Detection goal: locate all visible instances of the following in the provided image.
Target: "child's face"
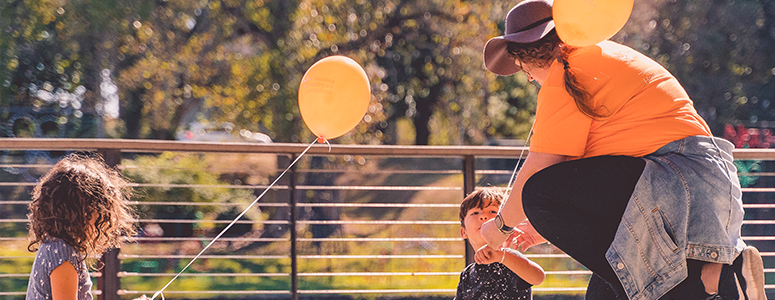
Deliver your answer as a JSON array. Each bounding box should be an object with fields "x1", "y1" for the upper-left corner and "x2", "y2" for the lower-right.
[{"x1": 460, "y1": 203, "x2": 500, "y2": 249}]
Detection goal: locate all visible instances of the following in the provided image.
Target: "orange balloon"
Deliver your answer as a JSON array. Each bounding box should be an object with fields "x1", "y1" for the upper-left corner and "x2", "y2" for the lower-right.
[
  {"x1": 553, "y1": 0, "x2": 634, "y2": 47},
  {"x1": 298, "y1": 56, "x2": 370, "y2": 140}
]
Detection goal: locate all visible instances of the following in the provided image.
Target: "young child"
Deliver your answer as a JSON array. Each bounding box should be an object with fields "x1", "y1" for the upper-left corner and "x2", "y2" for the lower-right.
[
  {"x1": 455, "y1": 188, "x2": 545, "y2": 300},
  {"x1": 26, "y1": 154, "x2": 137, "y2": 300}
]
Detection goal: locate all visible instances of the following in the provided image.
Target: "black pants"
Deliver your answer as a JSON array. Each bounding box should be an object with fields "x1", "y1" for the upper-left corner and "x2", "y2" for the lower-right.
[{"x1": 522, "y1": 156, "x2": 736, "y2": 299}]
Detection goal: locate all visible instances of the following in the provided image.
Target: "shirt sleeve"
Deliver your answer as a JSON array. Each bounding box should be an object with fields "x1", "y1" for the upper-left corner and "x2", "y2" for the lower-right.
[
  {"x1": 40, "y1": 240, "x2": 83, "y2": 276},
  {"x1": 530, "y1": 85, "x2": 592, "y2": 157}
]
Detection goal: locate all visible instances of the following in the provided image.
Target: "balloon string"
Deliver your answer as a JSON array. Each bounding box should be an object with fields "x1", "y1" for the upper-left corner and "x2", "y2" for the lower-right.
[
  {"x1": 503, "y1": 120, "x2": 535, "y2": 201},
  {"x1": 151, "y1": 139, "x2": 318, "y2": 300},
  {"x1": 318, "y1": 136, "x2": 332, "y2": 152}
]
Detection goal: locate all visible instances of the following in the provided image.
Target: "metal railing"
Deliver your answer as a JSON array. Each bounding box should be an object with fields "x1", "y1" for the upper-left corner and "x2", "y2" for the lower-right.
[{"x1": 0, "y1": 138, "x2": 773, "y2": 300}]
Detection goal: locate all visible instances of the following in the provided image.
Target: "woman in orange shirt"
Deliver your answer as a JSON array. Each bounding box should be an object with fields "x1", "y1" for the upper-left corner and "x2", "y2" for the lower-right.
[{"x1": 475, "y1": 1, "x2": 766, "y2": 299}]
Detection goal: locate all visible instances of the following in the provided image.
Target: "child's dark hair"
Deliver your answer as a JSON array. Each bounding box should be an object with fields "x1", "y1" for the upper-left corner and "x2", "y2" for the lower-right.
[
  {"x1": 459, "y1": 188, "x2": 504, "y2": 227},
  {"x1": 27, "y1": 154, "x2": 137, "y2": 261},
  {"x1": 506, "y1": 30, "x2": 605, "y2": 119}
]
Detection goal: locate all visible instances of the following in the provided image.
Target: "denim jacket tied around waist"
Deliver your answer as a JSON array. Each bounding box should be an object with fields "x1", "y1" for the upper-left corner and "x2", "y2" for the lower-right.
[{"x1": 605, "y1": 135, "x2": 746, "y2": 300}]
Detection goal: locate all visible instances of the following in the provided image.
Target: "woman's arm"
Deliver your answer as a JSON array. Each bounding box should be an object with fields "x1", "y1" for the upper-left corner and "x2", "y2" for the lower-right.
[
  {"x1": 481, "y1": 151, "x2": 569, "y2": 248},
  {"x1": 50, "y1": 261, "x2": 78, "y2": 300}
]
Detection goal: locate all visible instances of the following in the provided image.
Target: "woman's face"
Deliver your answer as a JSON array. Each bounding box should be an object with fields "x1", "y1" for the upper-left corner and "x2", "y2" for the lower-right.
[{"x1": 516, "y1": 58, "x2": 551, "y2": 85}]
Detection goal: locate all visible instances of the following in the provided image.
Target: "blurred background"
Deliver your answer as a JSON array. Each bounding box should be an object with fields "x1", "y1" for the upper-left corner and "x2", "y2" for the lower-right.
[{"x1": 2, "y1": 0, "x2": 772, "y2": 146}]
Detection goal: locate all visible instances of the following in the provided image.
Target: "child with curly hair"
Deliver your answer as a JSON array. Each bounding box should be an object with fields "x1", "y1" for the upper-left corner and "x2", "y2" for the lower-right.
[{"x1": 26, "y1": 154, "x2": 137, "y2": 300}]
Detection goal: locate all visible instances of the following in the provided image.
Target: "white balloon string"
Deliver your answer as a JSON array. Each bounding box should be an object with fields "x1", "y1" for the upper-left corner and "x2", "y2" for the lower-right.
[
  {"x1": 318, "y1": 136, "x2": 332, "y2": 152},
  {"x1": 151, "y1": 139, "x2": 318, "y2": 300},
  {"x1": 503, "y1": 120, "x2": 535, "y2": 201}
]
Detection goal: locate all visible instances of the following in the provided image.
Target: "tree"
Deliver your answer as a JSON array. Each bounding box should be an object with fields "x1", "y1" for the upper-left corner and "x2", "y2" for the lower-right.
[{"x1": 643, "y1": 0, "x2": 775, "y2": 134}]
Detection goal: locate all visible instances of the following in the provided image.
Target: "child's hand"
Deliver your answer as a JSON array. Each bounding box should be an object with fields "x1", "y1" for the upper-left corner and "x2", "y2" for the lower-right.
[{"x1": 474, "y1": 245, "x2": 505, "y2": 265}]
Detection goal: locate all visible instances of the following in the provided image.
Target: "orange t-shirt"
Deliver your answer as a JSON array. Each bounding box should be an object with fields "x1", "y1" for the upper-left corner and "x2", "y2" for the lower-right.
[{"x1": 530, "y1": 41, "x2": 712, "y2": 158}]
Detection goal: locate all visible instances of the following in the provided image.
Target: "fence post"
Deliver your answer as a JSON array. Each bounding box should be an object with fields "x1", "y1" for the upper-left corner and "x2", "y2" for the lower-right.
[
  {"x1": 289, "y1": 153, "x2": 298, "y2": 300},
  {"x1": 97, "y1": 149, "x2": 121, "y2": 300},
  {"x1": 462, "y1": 155, "x2": 476, "y2": 266}
]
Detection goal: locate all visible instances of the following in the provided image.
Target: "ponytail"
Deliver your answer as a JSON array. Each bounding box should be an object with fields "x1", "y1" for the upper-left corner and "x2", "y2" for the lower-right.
[{"x1": 556, "y1": 45, "x2": 605, "y2": 119}]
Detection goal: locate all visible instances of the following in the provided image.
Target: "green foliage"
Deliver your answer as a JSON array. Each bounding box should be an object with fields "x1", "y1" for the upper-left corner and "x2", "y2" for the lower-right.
[
  {"x1": 1, "y1": 0, "x2": 537, "y2": 144},
  {"x1": 639, "y1": 0, "x2": 775, "y2": 134},
  {"x1": 122, "y1": 152, "x2": 260, "y2": 233}
]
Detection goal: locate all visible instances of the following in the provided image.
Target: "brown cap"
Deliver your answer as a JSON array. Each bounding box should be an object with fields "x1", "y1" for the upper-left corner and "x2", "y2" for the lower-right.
[{"x1": 483, "y1": 0, "x2": 555, "y2": 76}]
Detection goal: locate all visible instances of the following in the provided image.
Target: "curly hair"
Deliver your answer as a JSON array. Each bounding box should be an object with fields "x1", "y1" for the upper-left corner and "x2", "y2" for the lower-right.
[
  {"x1": 27, "y1": 154, "x2": 137, "y2": 263},
  {"x1": 506, "y1": 30, "x2": 606, "y2": 119},
  {"x1": 459, "y1": 188, "x2": 505, "y2": 227}
]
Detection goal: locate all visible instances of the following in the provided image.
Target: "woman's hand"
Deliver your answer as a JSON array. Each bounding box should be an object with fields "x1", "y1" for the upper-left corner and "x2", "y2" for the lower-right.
[
  {"x1": 480, "y1": 218, "x2": 510, "y2": 249},
  {"x1": 474, "y1": 245, "x2": 504, "y2": 265},
  {"x1": 511, "y1": 220, "x2": 547, "y2": 250}
]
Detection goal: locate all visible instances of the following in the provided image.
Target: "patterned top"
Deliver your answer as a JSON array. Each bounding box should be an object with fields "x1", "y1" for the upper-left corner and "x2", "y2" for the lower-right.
[
  {"x1": 454, "y1": 250, "x2": 533, "y2": 300},
  {"x1": 26, "y1": 239, "x2": 93, "y2": 300}
]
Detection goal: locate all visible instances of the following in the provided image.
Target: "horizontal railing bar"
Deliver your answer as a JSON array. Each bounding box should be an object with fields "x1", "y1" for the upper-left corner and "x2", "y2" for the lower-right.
[
  {"x1": 0, "y1": 182, "x2": 35, "y2": 187},
  {"x1": 741, "y1": 188, "x2": 775, "y2": 192},
  {"x1": 302, "y1": 169, "x2": 461, "y2": 175},
  {"x1": 298, "y1": 255, "x2": 463, "y2": 259},
  {"x1": 0, "y1": 219, "x2": 454, "y2": 226},
  {"x1": 0, "y1": 164, "x2": 54, "y2": 168},
  {"x1": 130, "y1": 183, "x2": 461, "y2": 191},
  {"x1": 0, "y1": 138, "x2": 529, "y2": 157},
  {"x1": 299, "y1": 203, "x2": 459, "y2": 208},
  {"x1": 0, "y1": 218, "x2": 749, "y2": 226},
  {"x1": 130, "y1": 237, "x2": 288, "y2": 242},
  {"x1": 118, "y1": 290, "x2": 290, "y2": 295},
  {"x1": 743, "y1": 220, "x2": 775, "y2": 225},
  {"x1": 116, "y1": 288, "x2": 607, "y2": 295},
  {"x1": 119, "y1": 166, "x2": 463, "y2": 175},
  {"x1": 299, "y1": 289, "x2": 457, "y2": 294},
  {"x1": 742, "y1": 236, "x2": 775, "y2": 241},
  {"x1": 4, "y1": 201, "x2": 774, "y2": 210},
  {"x1": 119, "y1": 254, "x2": 289, "y2": 259},
  {"x1": 0, "y1": 201, "x2": 30, "y2": 204},
  {"x1": 119, "y1": 272, "x2": 289, "y2": 277},
  {"x1": 3, "y1": 219, "x2": 771, "y2": 226},
  {"x1": 1, "y1": 201, "x2": 461, "y2": 208},
  {"x1": 298, "y1": 220, "x2": 458, "y2": 225},
  {"x1": 297, "y1": 238, "x2": 462, "y2": 242},
  {"x1": 743, "y1": 204, "x2": 775, "y2": 208},
  {"x1": 10, "y1": 164, "x2": 775, "y2": 177},
  {"x1": 129, "y1": 201, "x2": 289, "y2": 207},
  {"x1": 0, "y1": 254, "x2": 570, "y2": 260},
  {"x1": 545, "y1": 270, "x2": 592, "y2": 275},
  {"x1": 0, "y1": 274, "x2": 102, "y2": 278},
  {"x1": 7, "y1": 270, "x2": 603, "y2": 278},
  {"x1": 132, "y1": 219, "x2": 286, "y2": 224},
  {"x1": 0, "y1": 274, "x2": 30, "y2": 278},
  {"x1": 532, "y1": 287, "x2": 593, "y2": 292},
  {"x1": 4, "y1": 253, "x2": 770, "y2": 260},
  {"x1": 116, "y1": 254, "x2": 463, "y2": 260},
  {"x1": 298, "y1": 272, "x2": 459, "y2": 276}
]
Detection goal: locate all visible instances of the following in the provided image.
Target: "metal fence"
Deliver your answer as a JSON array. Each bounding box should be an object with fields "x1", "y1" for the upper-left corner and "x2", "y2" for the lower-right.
[{"x1": 0, "y1": 138, "x2": 773, "y2": 300}]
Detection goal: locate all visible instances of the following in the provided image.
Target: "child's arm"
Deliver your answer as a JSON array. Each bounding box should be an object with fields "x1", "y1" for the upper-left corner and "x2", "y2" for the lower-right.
[
  {"x1": 474, "y1": 246, "x2": 545, "y2": 285},
  {"x1": 50, "y1": 261, "x2": 78, "y2": 300},
  {"x1": 501, "y1": 248, "x2": 545, "y2": 286}
]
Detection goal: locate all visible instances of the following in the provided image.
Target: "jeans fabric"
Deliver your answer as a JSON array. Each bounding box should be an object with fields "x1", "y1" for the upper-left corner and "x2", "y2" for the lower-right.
[{"x1": 522, "y1": 136, "x2": 745, "y2": 300}]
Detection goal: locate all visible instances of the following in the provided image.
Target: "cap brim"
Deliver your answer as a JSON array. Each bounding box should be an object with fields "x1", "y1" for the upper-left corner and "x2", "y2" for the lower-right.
[{"x1": 483, "y1": 20, "x2": 555, "y2": 76}]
